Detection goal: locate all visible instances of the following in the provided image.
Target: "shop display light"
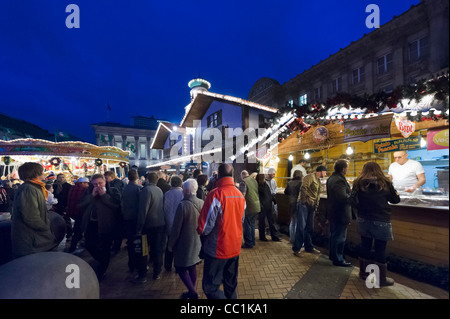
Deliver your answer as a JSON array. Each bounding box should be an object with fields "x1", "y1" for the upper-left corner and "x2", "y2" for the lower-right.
[
  {"x1": 304, "y1": 151, "x2": 310, "y2": 160},
  {"x1": 288, "y1": 154, "x2": 294, "y2": 161},
  {"x1": 420, "y1": 134, "x2": 427, "y2": 148},
  {"x1": 346, "y1": 144, "x2": 354, "y2": 155}
]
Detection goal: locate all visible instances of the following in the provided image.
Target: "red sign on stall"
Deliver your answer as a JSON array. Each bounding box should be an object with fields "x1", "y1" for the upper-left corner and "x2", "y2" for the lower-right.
[{"x1": 427, "y1": 128, "x2": 449, "y2": 150}]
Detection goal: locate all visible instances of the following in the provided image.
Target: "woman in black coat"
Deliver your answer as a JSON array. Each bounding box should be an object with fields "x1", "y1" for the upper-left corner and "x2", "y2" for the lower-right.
[{"x1": 351, "y1": 161, "x2": 400, "y2": 286}]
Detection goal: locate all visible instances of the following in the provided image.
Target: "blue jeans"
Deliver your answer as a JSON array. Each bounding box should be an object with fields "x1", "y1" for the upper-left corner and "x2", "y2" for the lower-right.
[
  {"x1": 289, "y1": 200, "x2": 298, "y2": 243},
  {"x1": 292, "y1": 203, "x2": 315, "y2": 252},
  {"x1": 329, "y1": 221, "x2": 348, "y2": 263},
  {"x1": 243, "y1": 212, "x2": 258, "y2": 247}
]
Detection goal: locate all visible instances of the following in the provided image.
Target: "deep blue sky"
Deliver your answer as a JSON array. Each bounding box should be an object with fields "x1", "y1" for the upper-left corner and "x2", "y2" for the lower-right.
[{"x1": 0, "y1": 0, "x2": 420, "y2": 143}]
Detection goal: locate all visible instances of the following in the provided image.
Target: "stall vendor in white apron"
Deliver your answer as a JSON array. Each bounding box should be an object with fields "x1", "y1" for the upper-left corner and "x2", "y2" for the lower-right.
[{"x1": 388, "y1": 151, "x2": 426, "y2": 193}]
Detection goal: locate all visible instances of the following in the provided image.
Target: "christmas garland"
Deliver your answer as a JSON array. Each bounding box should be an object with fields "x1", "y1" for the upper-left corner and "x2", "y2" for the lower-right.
[{"x1": 273, "y1": 75, "x2": 449, "y2": 139}]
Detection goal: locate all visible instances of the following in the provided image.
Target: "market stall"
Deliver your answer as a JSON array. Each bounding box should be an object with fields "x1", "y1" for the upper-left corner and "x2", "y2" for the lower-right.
[
  {"x1": 0, "y1": 139, "x2": 130, "y2": 183},
  {"x1": 270, "y1": 74, "x2": 449, "y2": 268}
]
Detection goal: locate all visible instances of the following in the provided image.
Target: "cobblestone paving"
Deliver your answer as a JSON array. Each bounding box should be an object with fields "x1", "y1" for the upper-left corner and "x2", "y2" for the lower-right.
[{"x1": 62, "y1": 231, "x2": 449, "y2": 299}]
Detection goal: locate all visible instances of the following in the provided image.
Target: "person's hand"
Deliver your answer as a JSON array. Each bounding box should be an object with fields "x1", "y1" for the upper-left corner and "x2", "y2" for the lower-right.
[
  {"x1": 92, "y1": 188, "x2": 98, "y2": 196},
  {"x1": 97, "y1": 186, "x2": 106, "y2": 196},
  {"x1": 405, "y1": 186, "x2": 416, "y2": 193}
]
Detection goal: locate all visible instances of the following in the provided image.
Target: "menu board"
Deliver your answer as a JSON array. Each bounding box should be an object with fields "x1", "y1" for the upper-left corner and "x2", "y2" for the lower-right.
[{"x1": 374, "y1": 136, "x2": 421, "y2": 153}]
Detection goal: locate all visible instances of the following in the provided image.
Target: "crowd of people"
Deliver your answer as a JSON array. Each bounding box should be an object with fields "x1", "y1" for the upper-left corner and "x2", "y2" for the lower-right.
[
  {"x1": 3, "y1": 163, "x2": 282, "y2": 299},
  {"x1": 1, "y1": 151, "x2": 417, "y2": 297}
]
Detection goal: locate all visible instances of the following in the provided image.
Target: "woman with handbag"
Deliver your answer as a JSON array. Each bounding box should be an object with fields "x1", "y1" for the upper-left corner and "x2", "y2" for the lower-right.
[{"x1": 351, "y1": 162, "x2": 400, "y2": 286}]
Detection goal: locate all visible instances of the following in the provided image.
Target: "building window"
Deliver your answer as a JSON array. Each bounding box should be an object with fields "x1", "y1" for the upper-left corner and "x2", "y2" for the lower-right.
[
  {"x1": 140, "y1": 143, "x2": 146, "y2": 159},
  {"x1": 287, "y1": 99, "x2": 294, "y2": 108},
  {"x1": 151, "y1": 149, "x2": 159, "y2": 160},
  {"x1": 207, "y1": 110, "x2": 222, "y2": 128},
  {"x1": 331, "y1": 77, "x2": 342, "y2": 94},
  {"x1": 408, "y1": 36, "x2": 428, "y2": 61},
  {"x1": 299, "y1": 94, "x2": 307, "y2": 106},
  {"x1": 169, "y1": 134, "x2": 179, "y2": 147},
  {"x1": 352, "y1": 67, "x2": 365, "y2": 85},
  {"x1": 377, "y1": 53, "x2": 393, "y2": 75},
  {"x1": 314, "y1": 87, "x2": 321, "y2": 101}
]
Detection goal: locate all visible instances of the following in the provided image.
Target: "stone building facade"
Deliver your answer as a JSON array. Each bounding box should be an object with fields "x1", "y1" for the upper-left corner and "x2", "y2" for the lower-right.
[
  {"x1": 91, "y1": 116, "x2": 164, "y2": 175},
  {"x1": 248, "y1": 0, "x2": 449, "y2": 108}
]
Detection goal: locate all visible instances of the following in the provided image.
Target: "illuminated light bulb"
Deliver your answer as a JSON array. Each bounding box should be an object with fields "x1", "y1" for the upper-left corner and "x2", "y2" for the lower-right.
[
  {"x1": 343, "y1": 115, "x2": 349, "y2": 119},
  {"x1": 346, "y1": 144, "x2": 354, "y2": 155},
  {"x1": 275, "y1": 156, "x2": 280, "y2": 163},
  {"x1": 420, "y1": 137, "x2": 427, "y2": 148},
  {"x1": 446, "y1": 109, "x2": 449, "y2": 115},
  {"x1": 288, "y1": 154, "x2": 294, "y2": 161},
  {"x1": 304, "y1": 152, "x2": 310, "y2": 160},
  {"x1": 434, "y1": 110, "x2": 442, "y2": 115},
  {"x1": 173, "y1": 126, "x2": 178, "y2": 132},
  {"x1": 357, "y1": 114, "x2": 363, "y2": 119},
  {"x1": 410, "y1": 111, "x2": 418, "y2": 116}
]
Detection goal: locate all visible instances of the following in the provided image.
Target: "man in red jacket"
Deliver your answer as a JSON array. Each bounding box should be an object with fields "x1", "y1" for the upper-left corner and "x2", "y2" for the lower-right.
[{"x1": 197, "y1": 163, "x2": 245, "y2": 299}]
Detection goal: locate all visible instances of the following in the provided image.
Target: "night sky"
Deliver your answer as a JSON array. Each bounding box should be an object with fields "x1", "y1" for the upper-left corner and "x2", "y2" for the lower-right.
[{"x1": 0, "y1": 0, "x2": 420, "y2": 143}]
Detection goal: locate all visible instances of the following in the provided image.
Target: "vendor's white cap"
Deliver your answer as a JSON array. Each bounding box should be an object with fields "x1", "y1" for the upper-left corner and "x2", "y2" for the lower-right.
[{"x1": 78, "y1": 177, "x2": 89, "y2": 183}]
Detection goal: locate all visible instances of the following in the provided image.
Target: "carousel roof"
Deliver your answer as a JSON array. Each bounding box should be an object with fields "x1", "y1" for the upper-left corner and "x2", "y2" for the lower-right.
[{"x1": 0, "y1": 138, "x2": 130, "y2": 162}]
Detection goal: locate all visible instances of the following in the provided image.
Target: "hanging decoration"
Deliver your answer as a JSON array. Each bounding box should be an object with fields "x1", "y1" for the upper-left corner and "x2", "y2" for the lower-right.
[
  {"x1": 119, "y1": 161, "x2": 127, "y2": 168},
  {"x1": 269, "y1": 74, "x2": 449, "y2": 146},
  {"x1": 49, "y1": 157, "x2": 61, "y2": 167},
  {"x1": 94, "y1": 158, "x2": 103, "y2": 167},
  {"x1": 394, "y1": 114, "x2": 416, "y2": 138},
  {"x1": 2, "y1": 156, "x2": 11, "y2": 166}
]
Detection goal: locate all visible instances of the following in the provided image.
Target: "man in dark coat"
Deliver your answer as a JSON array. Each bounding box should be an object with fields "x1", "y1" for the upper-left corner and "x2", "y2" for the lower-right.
[
  {"x1": 53, "y1": 173, "x2": 73, "y2": 239},
  {"x1": 80, "y1": 174, "x2": 121, "y2": 280},
  {"x1": 326, "y1": 159, "x2": 352, "y2": 267},
  {"x1": 104, "y1": 170, "x2": 125, "y2": 253},
  {"x1": 134, "y1": 172, "x2": 165, "y2": 282}
]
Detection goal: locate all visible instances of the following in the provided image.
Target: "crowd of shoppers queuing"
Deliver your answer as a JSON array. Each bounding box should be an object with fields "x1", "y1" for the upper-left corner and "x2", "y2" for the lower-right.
[{"x1": 7, "y1": 156, "x2": 402, "y2": 297}]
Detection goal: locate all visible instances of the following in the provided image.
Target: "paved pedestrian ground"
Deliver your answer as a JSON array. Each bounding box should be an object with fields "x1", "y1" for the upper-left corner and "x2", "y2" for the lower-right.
[{"x1": 63, "y1": 232, "x2": 449, "y2": 300}]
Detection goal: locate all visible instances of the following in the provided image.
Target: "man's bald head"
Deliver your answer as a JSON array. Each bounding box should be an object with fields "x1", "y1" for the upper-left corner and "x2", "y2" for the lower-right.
[
  {"x1": 393, "y1": 151, "x2": 408, "y2": 165},
  {"x1": 218, "y1": 163, "x2": 234, "y2": 179}
]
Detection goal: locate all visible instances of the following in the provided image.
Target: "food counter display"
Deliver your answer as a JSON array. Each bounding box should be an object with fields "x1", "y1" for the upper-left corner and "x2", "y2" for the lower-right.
[
  {"x1": 275, "y1": 188, "x2": 448, "y2": 268},
  {"x1": 271, "y1": 110, "x2": 449, "y2": 269}
]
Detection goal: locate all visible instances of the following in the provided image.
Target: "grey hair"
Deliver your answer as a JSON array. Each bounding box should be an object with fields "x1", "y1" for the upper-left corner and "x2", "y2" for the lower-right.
[
  {"x1": 241, "y1": 170, "x2": 249, "y2": 179},
  {"x1": 183, "y1": 178, "x2": 198, "y2": 195}
]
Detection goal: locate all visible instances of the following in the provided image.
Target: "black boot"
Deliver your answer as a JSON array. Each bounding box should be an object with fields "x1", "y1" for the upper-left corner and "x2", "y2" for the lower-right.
[
  {"x1": 375, "y1": 262, "x2": 394, "y2": 286},
  {"x1": 358, "y1": 258, "x2": 371, "y2": 280}
]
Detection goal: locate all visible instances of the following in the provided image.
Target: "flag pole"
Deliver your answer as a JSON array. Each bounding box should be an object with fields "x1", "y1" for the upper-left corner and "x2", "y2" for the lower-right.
[{"x1": 107, "y1": 100, "x2": 111, "y2": 122}]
